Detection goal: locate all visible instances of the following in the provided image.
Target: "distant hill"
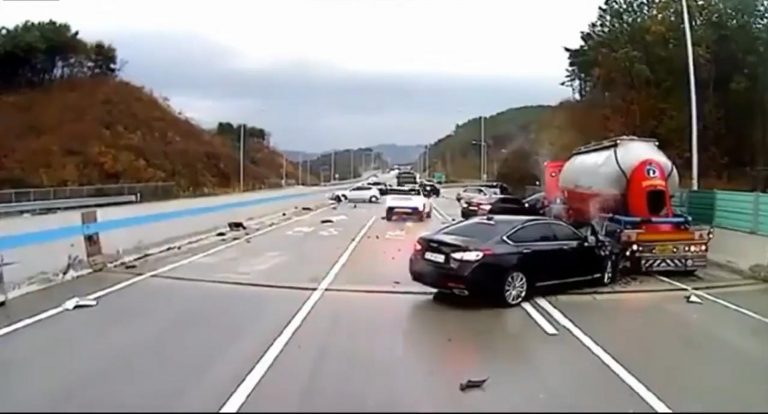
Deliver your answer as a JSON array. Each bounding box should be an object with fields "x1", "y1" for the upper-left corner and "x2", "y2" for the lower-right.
[
  {"x1": 371, "y1": 144, "x2": 425, "y2": 165},
  {"x1": 283, "y1": 150, "x2": 319, "y2": 163},
  {"x1": 0, "y1": 77, "x2": 303, "y2": 192},
  {"x1": 423, "y1": 105, "x2": 552, "y2": 181}
]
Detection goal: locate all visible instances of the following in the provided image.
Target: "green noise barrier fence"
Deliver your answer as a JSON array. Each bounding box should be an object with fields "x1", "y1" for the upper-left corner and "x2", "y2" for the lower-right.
[{"x1": 672, "y1": 189, "x2": 768, "y2": 236}]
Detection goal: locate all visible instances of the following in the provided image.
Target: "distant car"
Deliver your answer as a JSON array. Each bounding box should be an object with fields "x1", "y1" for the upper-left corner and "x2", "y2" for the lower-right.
[
  {"x1": 331, "y1": 185, "x2": 381, "y2": 203},
  {"x1": 455, "y1": 186, "x2": 494, "y2": 204},
  {"x1": 460, "y1": 195, "x2": 539, "y2": 219},
  {"x1": 385, "y1": 186, "x2": 432, "y2": 221},
  {"x1": 409, "y1": 215, "x2": 617, "y2": 306},
  {"x1": 419, "y1": 182, "x2": 441, "y2": 198},
  {"x1": 478, "y1": 182, "x2": 512, "y2": 196}
]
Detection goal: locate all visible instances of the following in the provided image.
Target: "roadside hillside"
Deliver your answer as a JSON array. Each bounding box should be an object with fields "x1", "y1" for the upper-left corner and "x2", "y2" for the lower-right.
[
  {"x1": 0, "y1": 77, "x2": 302, "y2": 192},
  {"x1": 425, "y1": 105, "x2": 552, "y2": 181}
]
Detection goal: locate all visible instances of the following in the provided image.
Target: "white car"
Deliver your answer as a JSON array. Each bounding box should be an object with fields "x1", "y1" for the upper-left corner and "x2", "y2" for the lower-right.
[
  {"x1": 384, "y1": 186, "x2": 432, "y2": 221},
  {"x1": 331, "y1": 185, "x2": 381, "y2": 203}
]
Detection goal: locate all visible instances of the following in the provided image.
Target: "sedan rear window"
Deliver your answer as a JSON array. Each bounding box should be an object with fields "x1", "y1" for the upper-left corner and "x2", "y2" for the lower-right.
[{"x1": 442, "y1": 219, "x2": 524, "y2": 242}]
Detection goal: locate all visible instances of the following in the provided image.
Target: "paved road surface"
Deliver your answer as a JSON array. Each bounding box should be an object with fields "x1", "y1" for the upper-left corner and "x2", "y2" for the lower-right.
[{"x1": 0, "y1": 189, "x2": 767, "y2": 412}]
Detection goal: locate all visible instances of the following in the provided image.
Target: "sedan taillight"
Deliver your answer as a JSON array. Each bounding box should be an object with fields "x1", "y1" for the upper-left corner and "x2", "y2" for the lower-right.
[{"x1": 450, "y1": 249, "x2": 492, "y2": 262}]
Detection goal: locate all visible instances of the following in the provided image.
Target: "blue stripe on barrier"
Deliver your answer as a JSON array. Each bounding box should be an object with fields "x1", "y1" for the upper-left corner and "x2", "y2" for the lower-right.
[{"x1": 0, "y1": 190, "x2": 322, "y2": 251}]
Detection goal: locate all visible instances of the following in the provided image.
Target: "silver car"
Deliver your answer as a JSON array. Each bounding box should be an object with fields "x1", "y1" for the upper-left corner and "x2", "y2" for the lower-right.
[{"x1": 455, "y1": 186, "x2": 495, "y2": 205}]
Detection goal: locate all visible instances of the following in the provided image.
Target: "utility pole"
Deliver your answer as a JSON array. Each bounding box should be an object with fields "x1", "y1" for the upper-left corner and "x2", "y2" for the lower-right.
[
  {"x1": 681, "y1": 0, "x2": 699, "y2": 190},
  {"x1": 480, "y1": 116, "x2": 486, "y2": 182},
  {"x1": 330, "y1": 151, "x2": 335, "y2": 182},
  {"x1": 282, "y1": 153, "x2": 287, "y2": 187},
  {"x1": 239, "y1": 124, "x2": 244, "y2": 192},
  {"x1": 298, "y1": 153, "x2": 302, "y2": 185},
  {"x1": 425, "y1": 144, "x2": 430, "y2": 178},
  {"x1": 350, "y1": 150, "x2": 354, "y2": 179},
  {"x1": 306, "y1": 159, "x2": 310, "y2": 185}
]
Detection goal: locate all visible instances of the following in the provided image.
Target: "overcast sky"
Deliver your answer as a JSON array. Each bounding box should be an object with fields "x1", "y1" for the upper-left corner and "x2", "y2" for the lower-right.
[{"x1": 1, "y1": 0, "x2": 602, "y2": 152}]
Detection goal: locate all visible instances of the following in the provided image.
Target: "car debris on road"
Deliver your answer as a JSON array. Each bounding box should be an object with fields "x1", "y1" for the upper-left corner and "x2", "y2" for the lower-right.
[{"x1": 459, "y1": 377, "x2": 489, "y2": 392}]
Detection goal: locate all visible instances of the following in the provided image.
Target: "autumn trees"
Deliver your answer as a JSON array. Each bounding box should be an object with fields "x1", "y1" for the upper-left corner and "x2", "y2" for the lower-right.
[
  {"x1": 0, "y1": 20, "x2": 120, "y2": 91},
  {"x1": 561, "y1": 0, "x2": 768, "y2": 189}
]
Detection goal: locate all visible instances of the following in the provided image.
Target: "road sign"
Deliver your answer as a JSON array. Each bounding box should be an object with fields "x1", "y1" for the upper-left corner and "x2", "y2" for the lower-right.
[{"x1": 433, "y1": 172, "x2": 446, "y2": 183}]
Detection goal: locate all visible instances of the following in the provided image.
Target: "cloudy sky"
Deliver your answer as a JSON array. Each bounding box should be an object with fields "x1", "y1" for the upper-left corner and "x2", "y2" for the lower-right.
[{"x1": 1, "y1": 0, "x2": 602, "y2": 152}]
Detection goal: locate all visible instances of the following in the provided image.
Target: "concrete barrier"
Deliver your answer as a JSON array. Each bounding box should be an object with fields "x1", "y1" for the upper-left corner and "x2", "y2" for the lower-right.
[
  {"x1": 0, "y1": 180, "x2": 365, "y2": 302},
  {"x1": 707, "y1": 227, "x2": 768, "y2": 278}
]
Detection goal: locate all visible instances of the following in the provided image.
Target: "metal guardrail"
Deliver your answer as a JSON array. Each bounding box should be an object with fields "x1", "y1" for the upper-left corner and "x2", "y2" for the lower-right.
[
  {"x1": 0, "y1": 182, "x2": 176, "y2": 204},
  {"x1": 0, "y1": 195, "x2": 139, "y2": 215}
]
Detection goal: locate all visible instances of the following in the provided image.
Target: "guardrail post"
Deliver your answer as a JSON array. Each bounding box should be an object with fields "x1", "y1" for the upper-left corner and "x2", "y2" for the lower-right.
[
  {"x1": 81, "y1": 210, "x2": 106, "y2": 271},
  {"x1": 0, "y1": 254, "x2": 6, "y2": 306},
  {"x1": 752, "y1": 191, "x2": 760, "y2": 234}
]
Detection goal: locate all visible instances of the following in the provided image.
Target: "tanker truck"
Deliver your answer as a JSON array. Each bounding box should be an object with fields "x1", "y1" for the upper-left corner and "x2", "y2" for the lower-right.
[{"x1": 548, "y1": 136, "x2": 714, "y2": 274}]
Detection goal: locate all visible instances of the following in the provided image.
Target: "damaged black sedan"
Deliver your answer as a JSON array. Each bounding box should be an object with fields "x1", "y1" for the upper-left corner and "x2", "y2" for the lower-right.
[{"x1": 409, "y1": 215, "x2": 617, "y2": 306}]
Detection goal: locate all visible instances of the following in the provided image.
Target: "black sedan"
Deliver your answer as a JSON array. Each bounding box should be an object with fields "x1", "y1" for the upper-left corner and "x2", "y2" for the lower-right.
[
  {"x1": 409, "y1": 215, "x2": 617, "y2": 306},
  {"x1": 419, "y1": 182, "x2": 441, "y2": 198},
  {"x1": 460, "y1": 195, "x2": 540, "y2": 219}
]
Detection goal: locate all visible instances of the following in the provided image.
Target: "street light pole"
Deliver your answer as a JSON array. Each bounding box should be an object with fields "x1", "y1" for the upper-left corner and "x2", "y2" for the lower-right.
[
  {"x1": 239, "y1": 124, "x2": 244, "y2": 192},
  {"x1": 282, "y1": 153, "x2": 287, "y2": 187},
  {"x1": 480, "y1": 116, "x2": 486, "y2": 181},
  {"x1": 425, "y1": 144, "x2": 430, "y2": 178},
  {"x1": 330, "y1": 151, "x2": 335, "y2": 182},
  {"x1": 350, "y1": 150, "x2": 354, "y2": 179},
  {"x1": 681, "y1": 0, "x2": 699, "y2": 190},
  {"x1": 298, "y1": 153, "x2": 302, "y2": 186}
]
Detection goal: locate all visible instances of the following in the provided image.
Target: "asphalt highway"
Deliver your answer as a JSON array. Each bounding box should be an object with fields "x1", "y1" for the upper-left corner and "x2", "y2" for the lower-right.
[{"x1": 0, "y1": 187, "x2": 766, "y2": 412}]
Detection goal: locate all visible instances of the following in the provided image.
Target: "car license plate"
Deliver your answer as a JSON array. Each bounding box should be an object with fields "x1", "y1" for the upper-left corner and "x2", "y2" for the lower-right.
[
  {"x1": 655, "y1": 244, "x2": 674, "y2": 255},
  {"x1": 424, "y1": 252, "x2": 445, "y2": 263}
]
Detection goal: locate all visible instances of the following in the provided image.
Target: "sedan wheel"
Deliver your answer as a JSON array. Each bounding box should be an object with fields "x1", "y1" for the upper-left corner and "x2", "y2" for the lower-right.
[
  {"x1": 369, "y1": 195, "x2": 380, "y2": 203},
  {"x1": 501, "y1": 271, "x2": 528, "y2": 306}
]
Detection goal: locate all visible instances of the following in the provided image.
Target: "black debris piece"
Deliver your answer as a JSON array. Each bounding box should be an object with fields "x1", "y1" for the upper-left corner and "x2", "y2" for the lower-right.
[
  {"x1": 375, "y1": 235, "x2": 380, "y2": 239},
  {"x1": 282, "y1": 212, "x2": 287, "y2": 216},
  {"x1": 215, "y1": 231, "x2": 227, "y2": 237},
  {"x1": 459, "y1": 377, "x2": 489, "y2": 392},
  {"x1": 125, "y1": 263, "x2": 137, "y2": 269},
  {"x1": 302, "y1": 206, "x2": 313, "y2": 211},
  {"x1": 353, "y1": 204, "x2": 358, "y2": 209},
  {"x1": 228, "y1": 222, "x2": 247, "y2": 231},
  {"x1": 320, "y1": 218, "x2": 334, "y2": 224},
  {"x1": 393, "y1": 281, "x2": 401, "y2": 285}
]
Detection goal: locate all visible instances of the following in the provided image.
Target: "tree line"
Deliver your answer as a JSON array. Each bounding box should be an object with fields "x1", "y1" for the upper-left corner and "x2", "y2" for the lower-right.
[
  {"x1": 0, "y1": 20, "x2": 121, "y2": 91},
  {"x1": 551, "y1": 0, "x2": 768, "y2": 190}
]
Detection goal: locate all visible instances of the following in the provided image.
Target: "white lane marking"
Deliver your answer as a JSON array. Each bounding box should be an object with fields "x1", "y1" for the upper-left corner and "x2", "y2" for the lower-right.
[
  {"x1": 431, "y1": 202, "x2": 454, "y2": 222},
  {"x1": 521, "y1": 302, "x2": 558, "y2": 335},
  {"x1": 219, "y1": 215, "x2": 377, "y2": 413},
  {"x1": 0, "y1": 207, "x2": 330, "y2": 339},
  {"x1": 534, "y1": 297, "x2": 672, "y2": 413},
  {"x1": 318, "y1": 228, "x2": 340, "y2": 236},
  {"x1": 655, "y1": 275, "x2": 768, "y2": 325},
  {"x1": 286, "y1": 226, "x2": 314, "y2": 236},
  {"x1": 385, "y1": 230, "x2": 406, "y2": 240}
]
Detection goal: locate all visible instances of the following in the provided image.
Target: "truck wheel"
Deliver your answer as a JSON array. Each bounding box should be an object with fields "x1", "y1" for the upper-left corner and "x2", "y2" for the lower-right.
[
  {"x1": 497, "y1": 271, "x2": 528, "y2": 307},
  {"x1": 385, "y1": 208, "x2": 394, "y2": 221}
]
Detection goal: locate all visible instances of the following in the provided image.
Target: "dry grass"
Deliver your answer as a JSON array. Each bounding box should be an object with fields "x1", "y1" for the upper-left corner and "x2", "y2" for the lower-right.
[{"x1": 0, "y1": 77, "x2": 299, "y2": 191}]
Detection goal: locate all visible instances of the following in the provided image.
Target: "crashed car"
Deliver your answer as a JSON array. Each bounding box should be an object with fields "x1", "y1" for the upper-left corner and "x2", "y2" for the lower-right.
[
  {"x1": 409, "y1": 215, "x2": 617, "y2": 306},
  {"x1": 460, "y1": 195, "x2": 540, "y2": 219},
  {"x1": 384, "y1": 186, "x2": 433, "y2": 221},
  {"x1": 329, "y1": 185, "x2": 382, "y2": 203}
]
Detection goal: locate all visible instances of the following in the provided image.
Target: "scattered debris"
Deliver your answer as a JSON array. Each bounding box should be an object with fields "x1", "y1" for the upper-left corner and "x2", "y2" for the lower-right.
[
  {"x1": 282, "y1": 212, "x2": 287, "y2": 216},
  {"x1": 62, "y1": 297, "x2": 98, "y2": 311},
  {"x1": 215, "y1": 231, "x2": 227, "y2": 237},
  {"x1": 302, "y1": 206, "x2": 313, "y2": 211},
  {"x1": 393, "y1": 281, "x2": 401, "y2": 285},
  {"x1": 375, "y1": 235, "x2": 380, "y2": 239},
  {"x1": 320, "y1": 218, "x2": 335, "y2": 224},
  {"x1": 353, "y1": 204, "x2": 358, "y2": 209},
  {"x1": 459, "y1": 377, "x2": 489, "y2": 392},
  {"x1": 124, "y1": 263, "x2": 138, "y2": 269},
  {"x1": 228, "y1": 222, "x2": 247, "y2": 231},
  {"x1": 686, "y1": 293, "x2": 703, "y2": 304}
]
